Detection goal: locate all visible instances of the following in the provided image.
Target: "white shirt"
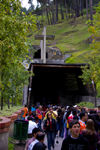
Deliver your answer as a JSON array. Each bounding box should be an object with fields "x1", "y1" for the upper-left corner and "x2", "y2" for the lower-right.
[
  {"x1": 28, "y1": 139, "x2": 39, "y2": 150},
  {"x1": 28, "y1": 121, "x2": 38, "y2": 134}
]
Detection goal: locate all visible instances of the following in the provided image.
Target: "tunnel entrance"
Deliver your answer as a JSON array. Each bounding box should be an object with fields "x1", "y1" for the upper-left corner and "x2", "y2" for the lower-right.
[{"x1": 30, "y1": 63, "x2": 91, "y2": 106}]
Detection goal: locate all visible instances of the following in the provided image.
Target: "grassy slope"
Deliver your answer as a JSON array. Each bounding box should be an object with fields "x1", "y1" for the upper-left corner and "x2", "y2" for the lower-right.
[
  {"x1": 0, "y1": 106, "x2": 23, "y2": 116},
  {"x1": 28, "y1": 15, "x2": 100, "y2": 96},
  {"x1": 28, "y1": 16, "x2": 91, "y2": 63}
]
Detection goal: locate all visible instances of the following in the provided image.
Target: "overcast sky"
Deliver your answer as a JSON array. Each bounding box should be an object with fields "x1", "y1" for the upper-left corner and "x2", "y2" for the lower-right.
[{"x1": 21, "y1": 0, "x2": 37, "y2": 9}]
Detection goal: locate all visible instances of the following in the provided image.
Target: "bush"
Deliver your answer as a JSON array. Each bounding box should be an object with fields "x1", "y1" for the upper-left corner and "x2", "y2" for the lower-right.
[{"x1": 77, "y1": 102, "x2": 94, "y2": 108}]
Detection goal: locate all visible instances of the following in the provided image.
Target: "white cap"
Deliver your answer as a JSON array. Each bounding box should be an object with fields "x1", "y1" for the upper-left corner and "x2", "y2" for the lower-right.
[
  {"x1": 66, "y1": 106, "x2": 69, "y2": 109},
  {"x1": 73, "y1": 105, "x2": 77, "y2": 108}
]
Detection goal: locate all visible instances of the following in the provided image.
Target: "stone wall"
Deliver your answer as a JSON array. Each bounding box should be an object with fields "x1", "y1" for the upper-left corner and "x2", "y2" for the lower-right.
[
  {"x1": 81, "y1": 96, "x2": 100, "y2": 106},
  {"x1": 59, "y1": 95, "x2": 81, "y2": 105},
  {"x1": 0, "y1": 108, "x2": 23, "y2": 150},
  {"x1": 0, "y1": 117, "x2": 11, "y2": 150},
  {"x1": 59, "y1": 95, "x2": 100, "y2": 106}
]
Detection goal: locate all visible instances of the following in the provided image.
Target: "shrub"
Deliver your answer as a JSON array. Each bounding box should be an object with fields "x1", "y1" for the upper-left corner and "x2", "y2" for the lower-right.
[{"x1": 77, "y1": 102, "x2": 94, "y2": 108}]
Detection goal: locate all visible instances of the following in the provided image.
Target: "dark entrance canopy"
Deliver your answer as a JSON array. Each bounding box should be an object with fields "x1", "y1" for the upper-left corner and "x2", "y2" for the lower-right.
[{"x1": 28, "y1": 63, "x2": 93, "y2": 106}]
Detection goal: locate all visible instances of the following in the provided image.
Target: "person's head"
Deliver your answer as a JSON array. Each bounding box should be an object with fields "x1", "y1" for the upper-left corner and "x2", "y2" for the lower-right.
[
  {"x1": 73, "y1": 105, "x2": 77, "y2": 109},
  {"x1": 46, "y1": 107, "x2": 49, "y2": 112},
  {"x1": 38, "y1": 105, "x2": 42, "y2": 110},
  {"x1": 66, "y1": 110, "x2": 71, "y2": 120},
  {"x1": 88, "y1": 114, "x2": 99, "y2": 130},
  {"x1": 72, "y1": 109, "x2": 77, "y2": 116},
  {"x1": 69, "y1": 120, "x2": 80, "y2": 138},
  {"x1": 49, "y1": 106, "x2": 53, "y2": 113},
  {"x1": 36, "y1": 132, "x2": 45, "y2": 143},
  {"x1": 32, "y1": 128, "x2": 40, "y2": 138},
  {"x1": 47, "y1": 113, "x2": 52, "y2": 120},
  {"x1": 98, "y1": 106, "x2": 100, "y2": 111},
  {"x1": 28, "y1": 116, "x2": 33, "y2": 121},
  {"x1": 55, "y1": 107, "x2": 58, "y2": 111},
  {"x1": 32, "y1": 112, "x2": 36, "y2": 118},
  {"x1": 32, "y1": 104, "x2": 35, "y2": 107},
  {"x1": 58, "y1": 108, "x2": 62, "y2": 113},
  {"x1": 86, "y1": 108, "x2": 89, "y2": 113},
  {"x1": 34, "y1": 116, "x2": 38, "y2": 123},
  {"x1": 79, "y1": 112, "x2": 88, "y2": 122},
  {"x1": 90, "y1": 110, "x2": 94, "y2": 114},
  {"x1": 86, "y1": 119, "x2": 95, "y2": 135},
  {"x1": 25, "y1": 104, "x2": 27, "y2": 107},
  {"x1": 29, "y1": 106, "x2": 31, "y2": 110},
  {"x1": 98, "y1": 111, "x2": 100, "y2": 117},
  {"x1": 59, "y1": 105, "x2": 61, "y2": 109},
  {"x1": 77, "y1": 106, "x2": 80, "y2": 110}
]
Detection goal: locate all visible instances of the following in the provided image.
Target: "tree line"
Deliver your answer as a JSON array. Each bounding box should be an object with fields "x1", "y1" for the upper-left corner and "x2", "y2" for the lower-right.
[
  {"x1": 27, "y1": 0, "x2": 100, "y2": 26},
  {"x1": 0, "y1": 0, "x2": 36, "y2": 110}
]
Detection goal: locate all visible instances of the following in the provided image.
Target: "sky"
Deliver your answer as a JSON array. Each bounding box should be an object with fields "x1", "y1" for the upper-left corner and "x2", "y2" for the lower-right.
[{"x1": 21, "y1": 0, "x2": 37, "y2": 10}]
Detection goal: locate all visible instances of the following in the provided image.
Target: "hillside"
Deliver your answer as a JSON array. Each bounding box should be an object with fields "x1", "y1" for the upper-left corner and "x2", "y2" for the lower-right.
[
  {"x1": 27, "y1": 16, "x2": 100, "y2": 96},
  {"x1": 28, "y1": 16, "x2": 93, "y2": 63}
]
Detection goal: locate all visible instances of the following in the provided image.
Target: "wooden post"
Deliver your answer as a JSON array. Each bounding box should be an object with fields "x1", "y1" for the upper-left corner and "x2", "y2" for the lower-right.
[
  {"x1": 43, "y1": 27, "x2": 46, "y2": 63},
  {"x1": 27, "y1": 64, "x2": 33, "y2": 108}
]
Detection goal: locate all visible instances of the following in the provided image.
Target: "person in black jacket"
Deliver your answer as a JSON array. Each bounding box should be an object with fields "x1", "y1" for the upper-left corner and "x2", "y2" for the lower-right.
[
  {"x1": 61, "y1": 120, "x2": 90, "y2": 150},
  {"x1": 44, "y1": 112, "x2": 57, "y2": 150},
  {"x1": 32, "y1": 133, "x2": 46, "y2": 150}
]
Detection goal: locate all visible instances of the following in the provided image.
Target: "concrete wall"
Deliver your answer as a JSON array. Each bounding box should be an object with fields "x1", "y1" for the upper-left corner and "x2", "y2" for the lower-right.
[
  {"x1": 81, "y1": 96, "x2": 100, "y2": 106},
  {"x1": 59, "y1": 95, "x2": 100, "y2": 106},
  {"x1": 0, "y1": 131, "x2": 9, "y2": 150},
  {"x1": 59, "y1": 95, "x2": 81, "y2": 105},
  {"x1": 9, "y1": 122, "x2": 14, "y2": 138}
]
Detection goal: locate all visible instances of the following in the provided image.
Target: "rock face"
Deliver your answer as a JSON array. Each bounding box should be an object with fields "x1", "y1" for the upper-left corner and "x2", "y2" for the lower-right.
[
  {"x1": 32, "y1": 45, "x2": 71, "y2": 64},
  {"x1": 47, "y1": 46, "x2": 71, "y2": 62}
]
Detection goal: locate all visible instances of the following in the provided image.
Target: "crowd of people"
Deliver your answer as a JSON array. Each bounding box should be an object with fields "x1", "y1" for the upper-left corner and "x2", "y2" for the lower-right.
[{"x1": 22, "y1": 102, "x2": 100, "y2": 150}]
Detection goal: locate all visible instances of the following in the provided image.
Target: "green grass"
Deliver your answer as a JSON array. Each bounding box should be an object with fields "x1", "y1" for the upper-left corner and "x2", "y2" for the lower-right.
[
  {"x1": 0, "y1": 105, "x2": 23, "y2": 117},
  {"x1": 28, "y1": 15, "x2": 92, "y2": 64},
  {"x1": 8, "y1": 138, "x2": 15, "y2": 150},
  {"x1": 28, "y1": 15, "x2": 100, "y2": 96}
]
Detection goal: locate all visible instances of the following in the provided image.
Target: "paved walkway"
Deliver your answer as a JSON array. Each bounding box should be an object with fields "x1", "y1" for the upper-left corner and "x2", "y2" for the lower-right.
[{"x1": 14, "y1": 135, "x2": 63, "y2": 150}]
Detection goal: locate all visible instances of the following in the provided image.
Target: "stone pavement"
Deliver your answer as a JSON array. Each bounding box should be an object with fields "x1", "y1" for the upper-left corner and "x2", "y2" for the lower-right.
[
  {"x1": 14, "y1": 135, "x2": 63, "y2": 150},
  {"x1": 44, "y1": 135, "x2": 63, "y2": 150}
]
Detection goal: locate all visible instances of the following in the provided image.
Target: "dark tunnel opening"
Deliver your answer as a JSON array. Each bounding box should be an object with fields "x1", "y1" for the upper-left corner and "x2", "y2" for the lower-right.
[{"x1": 30, "y1": 64, "x2": 91, "y2": 105}]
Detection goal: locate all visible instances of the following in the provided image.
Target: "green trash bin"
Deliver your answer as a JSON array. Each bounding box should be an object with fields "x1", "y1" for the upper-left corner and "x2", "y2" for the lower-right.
[{"x1": 13, "y1": 120, "x2": 29, "y2": 143}]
